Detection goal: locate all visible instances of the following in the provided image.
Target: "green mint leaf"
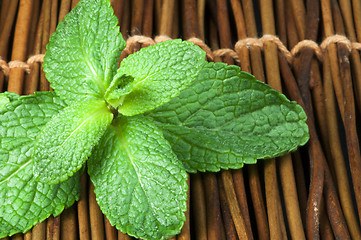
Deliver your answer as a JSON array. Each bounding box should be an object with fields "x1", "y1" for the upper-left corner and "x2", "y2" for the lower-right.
[
  {"x1": 116, "y1": 39, "x2": 206, "y2": 116},
  {"x1": 33, "y1": 99, "x2": 113, "y2": 184},
  {"x1": 88, "y1": 115, "x2": 188, "y2": 240},
  {"x1": 149, "y1": 62, "x2": 309, "y2": 172},
  {"x1": 105, "y1": 74, "x2": 134, "y2": 108},
  {"x1": 0, "y1": 92, "x2": 79, "y2": 238},
  {"x1": 43, "y1": 0, "x2": 125, "y2": 104},
  {"x1": 0, "y1": 92, "x2": 19, "y2": 110}
]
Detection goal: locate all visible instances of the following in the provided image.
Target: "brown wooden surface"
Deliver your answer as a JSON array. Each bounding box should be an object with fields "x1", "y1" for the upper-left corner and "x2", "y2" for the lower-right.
[{"x1": 1, "y1": 0, "x2": 361, "y2": 239}]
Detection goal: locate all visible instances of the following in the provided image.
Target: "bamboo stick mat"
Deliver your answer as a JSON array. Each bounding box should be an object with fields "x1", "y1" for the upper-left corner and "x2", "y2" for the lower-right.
[{"x1": 1, "y1": 0, "x2": 361, "y2": 239}]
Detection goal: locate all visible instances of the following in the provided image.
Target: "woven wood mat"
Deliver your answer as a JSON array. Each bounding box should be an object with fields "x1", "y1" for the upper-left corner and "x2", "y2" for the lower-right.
[{"x1": 1, "y1": 0, "x2": 361, "y2": 239}]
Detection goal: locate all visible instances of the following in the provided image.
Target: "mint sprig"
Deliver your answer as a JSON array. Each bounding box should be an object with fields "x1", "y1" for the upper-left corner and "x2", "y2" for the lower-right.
[{"x1": 0, "y1": 0, "x2": 309, "y2": 239}]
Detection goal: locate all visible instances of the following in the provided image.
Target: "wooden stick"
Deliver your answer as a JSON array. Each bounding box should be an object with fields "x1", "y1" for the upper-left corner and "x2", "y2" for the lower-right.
[
  {"x1": 221, "y1": 170, "x2": 252, "y2": 239},
  {"x1": 205, "y1": 0, "x2": 217, "y2": 37},
  {"x1": 275, "y1": 0, "x2": 287, "y2": 45},
  {"x1": 58, "y1": 0, "x2": 71, "y2": 22},
  {"x1": 117, "y1": 231, "x2": 131, "y2": 240},
  {"x1": 247, "y1": 165, "x2": 270, "y2": 240},
  {"x1": 264, "y1": 159, "x2": 283, "y2": 240},
  {"x1": 202, "y1": 173, "x2": 223, "y2": 240},
  {"x1": 111, "y1": 0, "x2": 124, "y2": 25},
  {"x1": 279, "y1": 154, "x2": 306, "y2": 239},
  {"x1": 0, "y1": 0, "x2": 19, "y2": 57},
  {"x1": 353, "y1": 0, "x2": 361, "y2": 43},
  {"x1": 10, "y1": 234, "x2": 23, "y2": 240},
  {"x1": 39, "y1": 0, "x2": 51, "y2": 91},
  {"x1": 197, "y1": 0, "x2": 205, "y2": 40},
  {"x1": 320, "y1": 0, "x2": 345, "y2": 120},
  {"x1": 290, "y1": 0, "x2": 306, "y2": 40},
  {"x1": 0, "y1": 0, "x2": 16, "y2": 91},
  {"x1": 285, "y1": 0, "x2": 301, "y2": 71},
  {"x1": 0, "y1": 73, "x2": 3, "y2": 93},
  {"x1": 26, "y1": 0, "x2": 41, "y2": 58},
  {"x1": 215, "y1": 0, "x2": 233, "y2": 65},
  {"x1": 319, "y1": 199, "x2": 334, "y2": 240},
  {"x1": 314, "y1": 46, "x2": 343, "y2": 237},
  {"x1": 23, "y1": 232, "x2": 31, "y2": 240},
  {"x1": 230, "y1": 0, "x2": 251, "y2": 72},
  {"x1": 291, "y1": 1, "x2": 326, "y2": 239},
  {"x1": 71, "y1": 0, "x2": 81, "y2": 9},
  {"x1": 89, "y1": 181, "x2": 105, "y2": 240},
  {"x1": 285, "y1": 0, "x2": 299, "y2": 49},
  {"x1": 309, "y1": 59, "x2": 329, "y2": 151},
  {"x1": 78, "y1": 173, "x2": 90, "y2": 240},
  {"x1": 7, "y1": 0, "x2": 34, "y2": 94},
  {"x1": 190, "y1": 174, "x2": 207, "y2": 240},
  {"x1": 177, "y1": 176, "x2": 191, "y2": 240},
  {"x1": 104, "y1": 217, "x2": 117, "y2": 240},
  {"x1": 32, "y1": 222, "x2": 47, "y2": 240},
  {"x1": 47, "y1": 216, "x2": 60, "y2": 240},
  {"x1": 24, "y1": 0, "x2": 44, "y2": 95},
  {"x1": 230, "y1": 0, "x2": 247, "y2": 40},
  {"x1": 292, "y1": 151, "x2": 308, "y2": 225},
  {"x1": 61, "y1": 205, "x2": 78, "y2": 240},
  {"x1": 142, "y1": 0, "x2": 154, "y2": 37},
  {"x1": 154, "y1": 0, "x2": 162, "y2": 34},
  {"x1": 277, "y1": 190, "x2": 288, "y2": 239},
  {"x1": 131, "y1": 0, "x2": 144, "y2": 35},
  {"x1": 232, "y1": 169, "x2": 253, "y2": 237},
  {"x1": 159, "y1": 0, "x2": 175, "y2": 36},
  {"x1": 0, "y1": 0, "x2": 11, "y2": 33},
  {"x1": 171, "y1": 1, "x2": 179, "y2": 38},
  {"x1": 323, "y1": 156, "x2": 351, "y2": 239},
  {"x1": 218, "y1": 174, "x2": 238, "y2": 240},
  {"x1": 182, "y1": 0, "x2": 198, "y2": 39},
  {"x1": 129, "y1": 0, "x2": 144, "y2": 53},
  {"x1": 50, "y1": 0, "x2": 58, "y2": 36},
  {"x1": 120, "y1": 0, "x2": 130, "y2": 38}
]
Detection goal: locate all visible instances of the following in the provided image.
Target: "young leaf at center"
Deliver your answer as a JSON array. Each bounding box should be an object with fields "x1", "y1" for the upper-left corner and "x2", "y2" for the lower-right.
[
  {"x1": 105, "y1": 74, "x2": 135, "y2": 109},
  {"x1": 115, "y1": 39, "x2": 206, "y2": 116},
  {"x1": 33, "y1": 100, "x2": 113, "y2": 184},
  {"x1": 88, "y1": 116, "x2": 188, "y2": 240}
]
